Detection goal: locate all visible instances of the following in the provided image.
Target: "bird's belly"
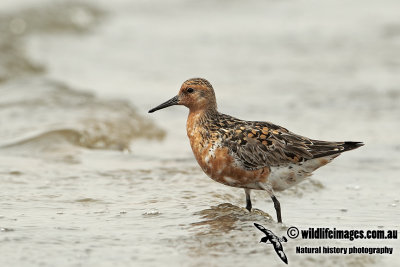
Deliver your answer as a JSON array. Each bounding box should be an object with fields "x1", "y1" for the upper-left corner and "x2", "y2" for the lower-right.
[
  {"x1": 267, "y1": 165, "x2": 311, "y2": 191},
  {"x1": 267, "y1": 155, "x2": 338, "y2": 191},
  {"x1": 191, "y1": 142, "x2": 269, "y2": 189}
]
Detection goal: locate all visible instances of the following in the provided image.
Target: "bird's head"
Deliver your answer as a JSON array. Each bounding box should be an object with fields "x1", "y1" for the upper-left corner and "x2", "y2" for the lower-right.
[{"x1": 148, "y1": 78, "x2": 217, "y2": 113}]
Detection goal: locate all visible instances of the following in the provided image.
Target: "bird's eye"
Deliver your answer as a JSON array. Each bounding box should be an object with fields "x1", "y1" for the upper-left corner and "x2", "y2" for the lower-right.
[{"x1": 187, "y1": 88, "x2": 194, "y2": 93}]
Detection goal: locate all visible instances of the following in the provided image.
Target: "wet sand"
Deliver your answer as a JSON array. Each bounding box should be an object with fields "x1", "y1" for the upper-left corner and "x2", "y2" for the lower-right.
[{"x1": 0, "y1": 0, "x2": 399, "y2": 266}]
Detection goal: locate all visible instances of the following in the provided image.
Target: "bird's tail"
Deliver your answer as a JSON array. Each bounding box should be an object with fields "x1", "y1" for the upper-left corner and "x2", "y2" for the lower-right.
[
  {"x1": 311, "y1": 141, "x2": 364, "y2": 158},
  {"x1": 342, "y1": 141, "x2": 364, "y2": 151}
]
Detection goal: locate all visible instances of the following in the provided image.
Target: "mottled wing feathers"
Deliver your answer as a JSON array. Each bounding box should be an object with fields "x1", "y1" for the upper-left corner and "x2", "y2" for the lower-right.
[
  {"x1": 211, "y1": 113, "x2": 363, "y2": 170},
  {"x1": 226, "y1": 124, "x2": 313, "y2": 169}
]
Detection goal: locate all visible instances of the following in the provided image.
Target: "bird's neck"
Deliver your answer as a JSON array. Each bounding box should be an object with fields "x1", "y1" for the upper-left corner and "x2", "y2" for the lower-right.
[
  {"x1": 187, "y1": 99, "x2": 217, "y2": 113},
  {"x1": 186, "y1": 107, "x2": 218, "y2": 136},
  {"x1": 188, "y1": 107, "x2": 218, "y2": 123}
]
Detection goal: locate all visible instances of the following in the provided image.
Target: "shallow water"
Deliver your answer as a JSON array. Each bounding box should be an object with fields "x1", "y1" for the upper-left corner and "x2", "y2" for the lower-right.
[{"x1": 0, "y1": 0, "x2": 399, "y2": 266}]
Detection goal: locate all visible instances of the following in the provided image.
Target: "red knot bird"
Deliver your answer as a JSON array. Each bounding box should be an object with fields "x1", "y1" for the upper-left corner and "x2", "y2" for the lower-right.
[{"x1": 148, "y1": 78, "x2": 363, "y2": 223}]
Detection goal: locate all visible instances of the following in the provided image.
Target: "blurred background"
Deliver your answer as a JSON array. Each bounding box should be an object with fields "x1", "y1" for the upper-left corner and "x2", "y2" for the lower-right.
[{"x1": 0, "y1": 0, "x2": 399, "y2": 266}]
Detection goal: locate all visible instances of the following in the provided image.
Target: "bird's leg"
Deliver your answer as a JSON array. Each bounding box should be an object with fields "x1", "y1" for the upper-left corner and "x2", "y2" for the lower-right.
[
  {"x1": 245, "y1": 189, "x2": 252, "y2": 211},
  {"x1": 271, "y1": 195, "x2": 282, "y2": 223},
  {"x1": 258, "y1": 183, "x2": 283, "y2": 223}
]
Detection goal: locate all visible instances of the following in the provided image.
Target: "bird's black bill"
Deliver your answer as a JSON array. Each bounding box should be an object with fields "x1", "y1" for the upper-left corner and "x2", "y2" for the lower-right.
[{"x1": 148, "y1": 95, "x2": 179, "y2": 113}]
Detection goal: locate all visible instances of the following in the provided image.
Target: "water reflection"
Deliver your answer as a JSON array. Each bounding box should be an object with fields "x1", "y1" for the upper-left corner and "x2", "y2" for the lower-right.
[{"x1": 191, "y1": 203, "x2": 272, "y2": 234}]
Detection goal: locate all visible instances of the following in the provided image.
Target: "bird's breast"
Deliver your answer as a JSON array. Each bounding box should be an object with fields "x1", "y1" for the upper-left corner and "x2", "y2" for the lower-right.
[{"x1": 186, "y1": 117, "x2": 269, "y2": 189}]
